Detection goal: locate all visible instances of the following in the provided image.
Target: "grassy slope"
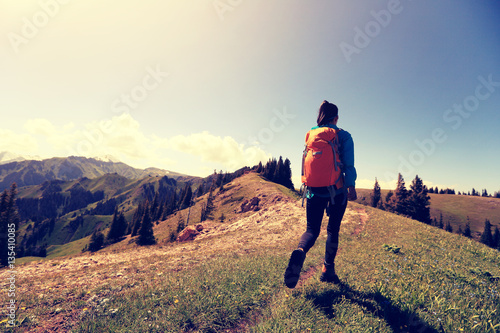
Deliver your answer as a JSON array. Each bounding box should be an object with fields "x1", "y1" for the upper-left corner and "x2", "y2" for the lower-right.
[
  {"x1": 356, "y1": 188, "x2": 500, "y2": 237},
  {"x1": 2, "y1": 175, "x2": 499, "y2": 332},
  {"x1": 428, "y1": 193, "x2": 500, "y2": 234},
  {"x1": 15, "y1": 174, "x2": 187, "y2": 260}
]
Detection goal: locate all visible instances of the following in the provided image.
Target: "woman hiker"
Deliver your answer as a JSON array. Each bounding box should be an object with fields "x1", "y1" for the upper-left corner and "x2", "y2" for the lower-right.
[{"x1": 284, "y1": 100, "x2": 357, "y2": 288}]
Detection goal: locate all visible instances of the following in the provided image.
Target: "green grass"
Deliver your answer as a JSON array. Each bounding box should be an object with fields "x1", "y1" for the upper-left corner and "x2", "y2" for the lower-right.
[
  {"x1": 5, "y1": 201, "x2": 500, "y2": 332},
  {"x1": 74, "y1": 251, "x2": 289, "y2": 332},
  {"x1": 428, "y1": 193, "x2": 500, "y2": 234},
  {"x1": 46, "y1": 236, "x2": 91, "y2": 258},
  {"x1": 253, "y1": 206, "x2": 500, "y2": 333}
]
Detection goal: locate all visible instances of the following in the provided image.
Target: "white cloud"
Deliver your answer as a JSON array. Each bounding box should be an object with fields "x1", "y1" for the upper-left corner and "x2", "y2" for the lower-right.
[
  {"x1": 2, "y1": 114, "x2": 271, "y2": 175},
  {"x1": 169, "y1": 131, "x2": 271, "y2": 170},
  {"x1": 24, "y1": 118, "x2": 57, "y2": 136},
  {"x1": 356, "y1": 178, "x2": 397, "y2": 190},
  {"x1": 0, "y1": 129, "x2": 39, "y2": 153}
]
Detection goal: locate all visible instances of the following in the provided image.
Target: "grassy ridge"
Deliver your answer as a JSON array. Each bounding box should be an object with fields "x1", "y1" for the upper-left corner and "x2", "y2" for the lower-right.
[
  {"x1": 5, "y1": 200, "x2": 499, "y2": 332},
  {"x1": 356, "y1": 188, "x2": 500, "y2": 236},
  {"x1": 428, "y1": 193, "x2": 500, "y2": 234}
]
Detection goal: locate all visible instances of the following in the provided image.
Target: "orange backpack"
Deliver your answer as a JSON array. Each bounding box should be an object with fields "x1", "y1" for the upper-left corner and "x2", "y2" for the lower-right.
[{"x1": 301, "y1": 127, "x2": 344, "y2": 189}]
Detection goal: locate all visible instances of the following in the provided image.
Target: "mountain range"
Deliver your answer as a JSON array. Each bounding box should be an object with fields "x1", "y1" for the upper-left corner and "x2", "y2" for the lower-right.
[{"x1": 0, "y1": 154, "x2": 185, "y2": 192}]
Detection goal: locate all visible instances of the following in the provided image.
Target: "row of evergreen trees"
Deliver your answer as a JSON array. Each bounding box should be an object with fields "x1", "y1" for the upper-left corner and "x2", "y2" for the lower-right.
[
  {"x1": 87, "y1": 205, "x2": 155, "y2": 252},
  {"x1": 256, "y1": 156, "x2": 294, "y2": 190},
  {"x1": 370, "y1": 174, "x2": 431, "y2": 223},
  {"x1": 0, "y1": 184, "x2": 20, "y2": 267},
  {"x1": 435, "y1": 215, "x2": 500, "y2": 251},
  {"x1": 428, "y1": 187, "x2": 500, "y2": 198},
  {"x1": 480, "y1": 219, "x2": 500, "y2": 250},
  {"x1": 369, "y1": 175, "x2": 499, "y2": 251}
]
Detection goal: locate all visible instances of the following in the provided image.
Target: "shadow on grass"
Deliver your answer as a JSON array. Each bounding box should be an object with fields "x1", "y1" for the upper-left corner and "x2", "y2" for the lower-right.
[{"x1": 303, "y1": 282, "x2": 439, "y2": 333}]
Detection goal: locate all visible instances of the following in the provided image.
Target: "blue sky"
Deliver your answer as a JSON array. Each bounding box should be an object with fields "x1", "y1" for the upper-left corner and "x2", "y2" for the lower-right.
[{"x1": 1, "y1": 0, "x2": 499, "y2": 194}]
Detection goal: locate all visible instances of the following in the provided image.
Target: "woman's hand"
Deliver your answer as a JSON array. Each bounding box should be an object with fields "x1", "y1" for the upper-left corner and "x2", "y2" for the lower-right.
[{"x1": 347, "y1": 186, "x2": 357, "y2": 201}]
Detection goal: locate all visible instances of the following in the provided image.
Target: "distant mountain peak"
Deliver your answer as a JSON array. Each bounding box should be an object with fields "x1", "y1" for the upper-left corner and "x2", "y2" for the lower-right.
[
  {"x1": 93, "y1": 155, "x2": 121, "y2": 163},
  {"x1": 0, "y1": 151, "x2": 42, "y2": 165},
  {"x1": 0, "y1": 155, "x2": 186, "y2": 191}
]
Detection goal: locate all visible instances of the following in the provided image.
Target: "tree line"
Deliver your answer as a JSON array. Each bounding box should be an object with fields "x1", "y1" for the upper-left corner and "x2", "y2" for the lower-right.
[
  {"x1": 256, "y1": 156, "x2": 294, "y2": 190},
  {"x1": 369, "y1": 174, "x2": 499, "y2": 251},
  {"x1": 370, "y1": 174, "x2": 431, "y2": 223},
  {"x1": 428, "y1": 186, "x2": 500, "y2": 198},
  {"x1": 0, "y1": 184, "x2": 20, "y2": 267}
]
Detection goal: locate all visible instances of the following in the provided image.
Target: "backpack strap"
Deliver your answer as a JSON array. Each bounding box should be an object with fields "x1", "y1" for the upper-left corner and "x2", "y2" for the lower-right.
[
  {"x1": 300, "y1": 184, "x2": 308, "y2": 207},
  {"x1": 301, "y1": 144, "x2": 307, "y2": 178}
]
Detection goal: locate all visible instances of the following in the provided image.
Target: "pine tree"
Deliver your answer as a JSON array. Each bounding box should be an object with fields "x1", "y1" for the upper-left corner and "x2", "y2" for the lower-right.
[
  {"x1": 163, "y1": 191, "x2": 177, "y2": 219},
  {"x1": 463, "y1": 218, "x2": 472, "y2": 238},
  {"x1": 195, "y1": 183, "x2": 205, "y2": 198},
  {"x1": 200, "y1": 187, "x2": 215, "y2": 222},
  {"x1": 480, "y1": 219, "x2": 493, "y2": 247},
  {"x1": 151, "y1": 193, "x2": 159, "y2": 221},
  {"x1": 262, "y1": 158, "x2": 277, "y2": 182},
  {"x1": 176, "y1": 213, "x2": 185, "y2": 233},
  {"x1": 283, "y1": 158, "x2": 294, "y2": 189},
  {"x1": 106, "y1": 208, "x2": 127, "y2": 244},
  {"x1": 0, "y1": 189, "x2": 10, "y2": 267},
  {"x1": 130, "y1": 201, "x2": 147, "y2": 236},
  {"x1": 371, "y1": 178, "x2": 382, "y2": 208},
  {"x1": 216, "y1": 170, "x2": 224, "y2": 188},
  {"x1": 256, "y1": 161, "x2": 263, "y2": 173},
  {"x1": 88, "y1": 230, "x2": 104, "y2": 252},
  {"x1": 394, "y1": 174, "x2": 409, "y2": 216},
  {"x1": 384, "y1": 191, "x2": 395, "y2": 212},
  {"x1": 179, "y1": 183, "x2": 193, "y2": 210},
  {"x1": 492, "y1": 226, "x2": 500, "y2": 250},
  {"x1": 219, "y1": 172, "x2": 228, "y2": 193},
  {"x1": 137, "y1": 210, "x2": 156, "y2": 246},
  {"x1": 0, "y1": 184, "x2": 20, "y2": 267},
  {"x1": 408, "y1": 175, "x2": 431, "y2": 223},
  {"x1": 445, "y1": 220, "x2": 453, "y2": 233},
  {"x1": 438, "y1": 213, "x2": 444, "y2": 229},
  {"x1": 274, "y1": 156, "x2": 284, "y2": 185}
]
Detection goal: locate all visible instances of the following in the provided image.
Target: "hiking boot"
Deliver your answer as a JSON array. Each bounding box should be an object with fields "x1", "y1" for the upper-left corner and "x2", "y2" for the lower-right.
[
  {"x1": 320, "y1": 263, "x2": 340, "y2": 284},
  {"x1": 284, "y1": 249, "x2": 306, "y2": 289}
]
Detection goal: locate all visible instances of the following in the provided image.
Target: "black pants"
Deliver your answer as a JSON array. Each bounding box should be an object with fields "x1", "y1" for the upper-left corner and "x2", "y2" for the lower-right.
[{"x1": 298, "y1": 191, "x2": 347, "y2": 265}]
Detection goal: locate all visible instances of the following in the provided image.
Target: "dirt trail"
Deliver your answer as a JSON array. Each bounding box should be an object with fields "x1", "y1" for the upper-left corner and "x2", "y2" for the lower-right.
[{"x1": 350, "y1": 207, "x2": 369, "y2": 236}]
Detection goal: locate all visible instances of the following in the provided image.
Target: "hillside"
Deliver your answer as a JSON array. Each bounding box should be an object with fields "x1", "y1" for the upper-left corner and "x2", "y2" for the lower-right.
[
  {"x1": 356, "y1": 188, "x2": 500, "y2": 239},
  {"x1": 1, "y1": 173, "x2": 499, "y2": 332},
  {"x1": 427, "y1": 193, "x2": 500, "y2": 235},
  {"x1": 0, "y1": 156, "x2": 186, "y2": 192},
  {"x1": 14, "y1": 173, "x2": 195, "y2": 259}
]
